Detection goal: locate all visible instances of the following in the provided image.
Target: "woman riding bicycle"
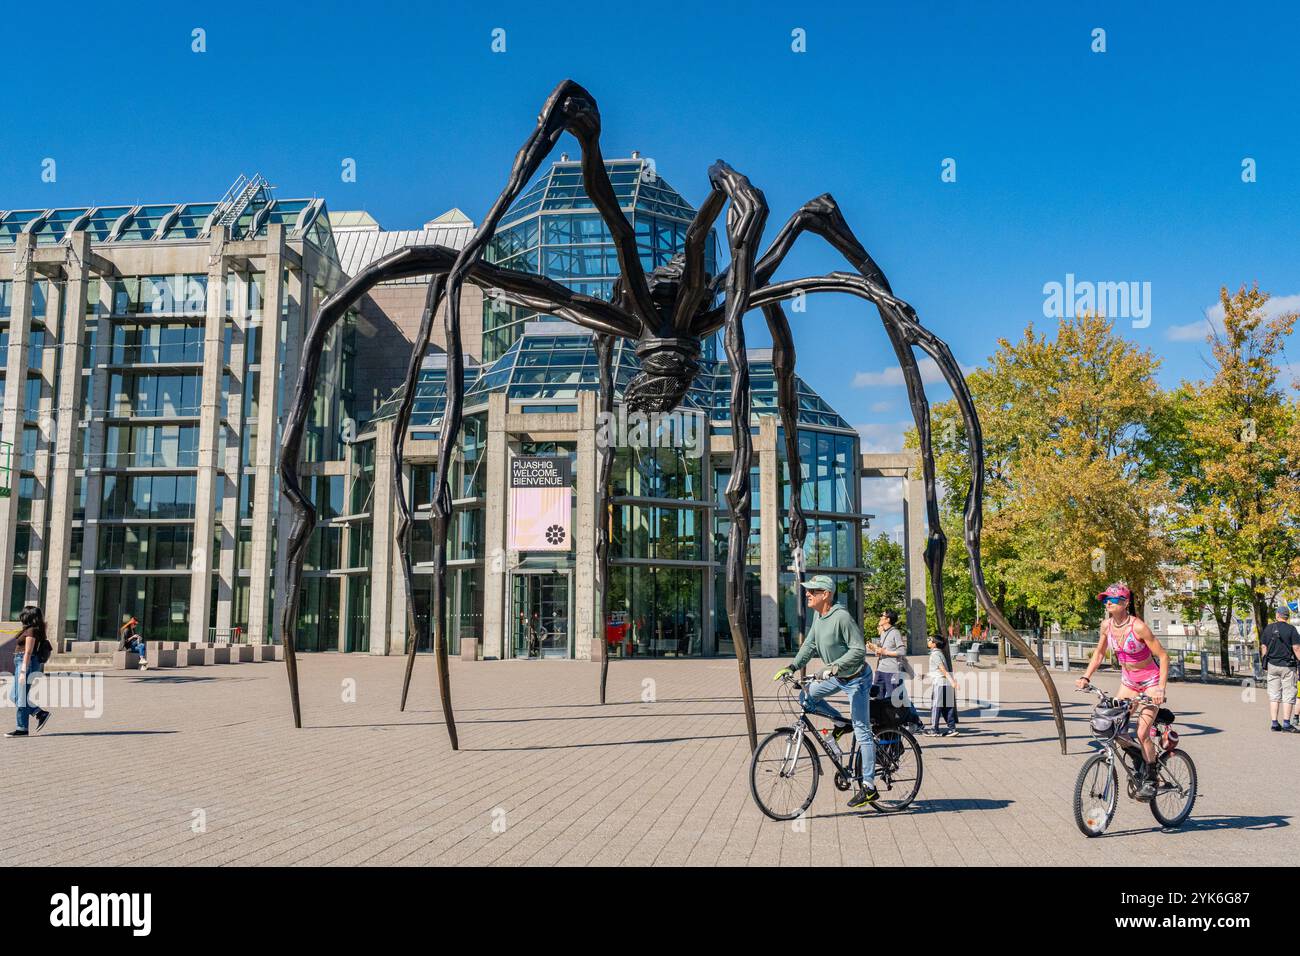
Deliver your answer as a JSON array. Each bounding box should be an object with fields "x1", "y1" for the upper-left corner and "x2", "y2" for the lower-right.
[{"x1": 1076, "y1": 583, "x2": 1170, "y2": 799}]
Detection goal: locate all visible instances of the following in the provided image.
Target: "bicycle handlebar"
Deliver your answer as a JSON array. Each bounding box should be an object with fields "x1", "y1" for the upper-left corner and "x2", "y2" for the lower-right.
[{"x1": 1077, "y1": 681, "x2": 1156, "y2": 708}]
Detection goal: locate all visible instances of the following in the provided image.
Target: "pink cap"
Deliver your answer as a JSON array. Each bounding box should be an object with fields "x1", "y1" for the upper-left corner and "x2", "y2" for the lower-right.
[{"x1": 1096, "y1": 583, "x2": 1131, "y2": 602}]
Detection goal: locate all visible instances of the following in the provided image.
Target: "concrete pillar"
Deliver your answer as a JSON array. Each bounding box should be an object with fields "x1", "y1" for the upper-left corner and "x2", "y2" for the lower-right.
[
  {"x1": 335, "y1": 571, "x2": 349, "y2": 652},
  {"x1": 271, "y1": 256, "x2": 308, "y2": 643},
  {"x1": 480, "y1": 393, "x2": 508, "y2": 659},
  {"x1": 574, "y1": 391, "x2": 597, "y2": 660},
  {"x1": 757, "y1": 416, "x2": 780, "y2": 658},
  {"x1": 245, "y1": 230, "x2": 285, "y2": 642},
  {"x1": 904, "y1": 464, "x2": 928, "y2": 653},
  {"x1": 0, "y1": 234, "x2": 36, "y2": 618},
  {"x1": 25, "y1": 275, "x2": 61, "y2": 604},
  {"x1": 369, "y1": 418, "x2": 395, "y2": 654},
  {"x1": 701, "y1": 444, "x2": 716, "y2": 656},
  {"x1": 216, "y1": 269, "x2": 248, "y2": 634},
  {"x1": 387, "y1": 500, "x2": 408, "y2": 656},
  {"x1": 75, "y1": 280, "x2": 113, "y2": 640},
  {"x1": 188, "y1": 229, "x2": 228, "y2": 643},
  {"x1": 45, "y1": 235, "x2": 92, "y2": 642}
]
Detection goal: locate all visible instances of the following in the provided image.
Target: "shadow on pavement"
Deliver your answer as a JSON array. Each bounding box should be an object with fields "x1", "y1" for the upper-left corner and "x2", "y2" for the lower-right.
[
  {"x1": 1107, "y1": 814, "x2": 1290, "y2": 837},
  {"x1": 38, "y1": 730, "x2": 179, "y2": 737}
]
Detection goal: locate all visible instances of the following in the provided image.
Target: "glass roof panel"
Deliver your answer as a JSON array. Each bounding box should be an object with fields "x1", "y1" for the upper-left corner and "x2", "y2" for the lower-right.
[
  {"x1": 0, "y1": 210, "x2": 43, "y2": 246},
  {"x1": 32, "y1": 208, "x2": 90, "y2": 245},
  {"x1": 117, "y1": 204, "x2": 179, "y2": 241}
]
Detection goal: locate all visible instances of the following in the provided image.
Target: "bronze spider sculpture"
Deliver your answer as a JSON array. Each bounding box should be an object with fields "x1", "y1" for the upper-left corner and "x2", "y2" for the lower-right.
[{"x1": 277, "y1": 79, "x2": 1067, "y2": 754}]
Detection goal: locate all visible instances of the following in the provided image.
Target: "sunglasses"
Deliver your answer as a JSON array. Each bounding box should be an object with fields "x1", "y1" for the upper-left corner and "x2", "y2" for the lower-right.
[{"x1": 1102, "y1": 596, "x2": 1127, "y2": 605}]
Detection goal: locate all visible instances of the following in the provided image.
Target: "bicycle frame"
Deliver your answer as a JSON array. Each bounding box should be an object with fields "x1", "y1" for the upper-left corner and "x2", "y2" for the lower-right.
[
  {"x1": 1083, "y1": 685, "x2": 1187, "y2": 802},
  {"x1": 775, "y1": 680, "x2": 868, "y2": 781}
]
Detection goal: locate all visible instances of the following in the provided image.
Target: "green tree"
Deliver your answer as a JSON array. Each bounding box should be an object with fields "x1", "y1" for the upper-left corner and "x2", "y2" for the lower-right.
[
  {"x1": 912, "y1": 312, "x2": 1172, "y2": 631},
  {"x1": 861, "y1": 531, "x2": 906, "y2": 628},
  {"x1": 1156, "y1": 286, "x2": 1300, "y2": 670}
]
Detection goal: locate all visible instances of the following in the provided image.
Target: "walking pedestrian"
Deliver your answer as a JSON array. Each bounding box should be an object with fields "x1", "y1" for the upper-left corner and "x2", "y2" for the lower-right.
[
  {"x1": 1261, "y1": 606, "x2": 1299, "y2": 733},
  {"x1": 873, "y1": 609, "x2": 921, "y2": 729},
  {"x1": 924, "y1": 634, "x2": 959, "y2": 737},
  {"x1": 6, "y1": 606, "x2": 52, "y2": 738}
]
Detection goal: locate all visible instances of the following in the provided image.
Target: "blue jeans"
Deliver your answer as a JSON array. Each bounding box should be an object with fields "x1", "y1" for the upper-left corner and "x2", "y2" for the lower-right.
[
  {"x1": 127, "y1": 638, "x2": 147, "y2": 662},
  {"x1": 803, "y1": 668, "x2": 875, "y2": 787},
  {"x1": 10, "y1": 653, "x2": 48, "y2": 732}
]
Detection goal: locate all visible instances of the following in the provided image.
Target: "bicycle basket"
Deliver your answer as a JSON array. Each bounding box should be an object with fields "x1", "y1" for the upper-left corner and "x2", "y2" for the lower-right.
[{"x1": 1090, "y1": 703, "x2": 1130, "y2": 740}]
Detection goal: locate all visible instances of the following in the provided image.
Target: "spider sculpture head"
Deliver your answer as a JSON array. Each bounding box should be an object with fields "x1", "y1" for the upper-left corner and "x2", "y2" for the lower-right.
[{"x1": 618, "y1": 253, "x2": 708, "y2": 413}]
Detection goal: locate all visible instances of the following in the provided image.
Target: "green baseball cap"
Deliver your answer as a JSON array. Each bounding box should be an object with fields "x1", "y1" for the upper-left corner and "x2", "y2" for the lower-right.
[{"x1": 799, "y1": 574, "x2": 835, "y2": 592}]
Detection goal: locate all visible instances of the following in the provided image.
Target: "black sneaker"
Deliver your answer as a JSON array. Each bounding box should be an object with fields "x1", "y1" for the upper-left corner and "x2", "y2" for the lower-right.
[
  {"x1": 831, "y1": 722, "x2": 852, "y2": 743},
  {"x1": 1272, "y1": 722, "x2": 1282, "y2": 731},
  {"x1": 848, "y1": 786, "x2": 879, "y2": 809},
  {"x1": 33, "y1": 711, "x2": 51, "y2": 734},
  {"x1": 5, "y1": 730, "x2": 28, "y2": 738},
  {"x1": 1136, "y1": 767, "x2": 1158, "y2": 801}
]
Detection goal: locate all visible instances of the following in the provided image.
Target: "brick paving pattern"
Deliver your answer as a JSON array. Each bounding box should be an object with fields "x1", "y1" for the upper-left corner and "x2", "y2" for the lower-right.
[{"x1": 2, "y1": 656, "x2": 1293, "y2": 865}]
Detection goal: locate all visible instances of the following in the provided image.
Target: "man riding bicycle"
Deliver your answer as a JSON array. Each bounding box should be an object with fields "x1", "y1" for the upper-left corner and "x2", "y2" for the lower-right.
[
  {"x1": 1076, "y1": 582, "x2": 1170, "y2": 799},
  {"x1": 774, "y1": 575, "x2": 880, "y2": 809}
]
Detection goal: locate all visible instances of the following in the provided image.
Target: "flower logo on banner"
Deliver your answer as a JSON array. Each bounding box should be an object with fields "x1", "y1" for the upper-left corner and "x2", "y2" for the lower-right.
[{"x1": 545, "y1": 525, "x2": 566, "y2": 546}]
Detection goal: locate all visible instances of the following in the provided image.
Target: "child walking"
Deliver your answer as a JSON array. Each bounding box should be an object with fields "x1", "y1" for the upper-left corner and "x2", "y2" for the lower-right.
[{"x1": 925, "y1": 634, "x2": 960, "y2": 737}]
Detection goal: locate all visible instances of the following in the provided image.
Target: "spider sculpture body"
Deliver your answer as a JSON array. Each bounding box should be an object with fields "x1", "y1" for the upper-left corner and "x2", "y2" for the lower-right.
[{"x1": 278, "y1": 79, "x2": 1067, "y2": 754}]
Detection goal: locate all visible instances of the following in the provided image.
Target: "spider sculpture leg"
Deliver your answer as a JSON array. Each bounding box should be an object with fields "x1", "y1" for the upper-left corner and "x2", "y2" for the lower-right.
[
  {"x1": 751, "y1": 196, "x2": 949, "y2": 662},
  {"x1": 449, "y1": 80, "x2": 665, "y2": 713},
  {"x1": 748, "y1": 271, "x2": 1068, "y2": 753},
  {"x1": 707, "y1": 160, "x2": 770, "y2": 753},
  {"x1": 279, "y1": 245, "x2": 639, "y2": 732},
  {"x1": 710, "y1": 193, "x2": 1066, "y2": 750},
  {"x1": 760, "y1": 301, "x2": 809, "y2": 647},
  {"x1": 594, "y1": 333, "x2": 615, "y2": 704},
  {"x1": 394, "y1": 277, "x2": 457, "y2": 751}
]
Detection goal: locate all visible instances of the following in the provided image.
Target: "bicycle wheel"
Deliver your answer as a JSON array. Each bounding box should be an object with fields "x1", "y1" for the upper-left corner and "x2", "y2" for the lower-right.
[
  {"x1": 750, "y1": 728, "x2": 821, "y2": 821},
  {"x1": 1073, "y1": 752, "x2": 1118, "y2": 837},
  {"x1": 1149, "y1": 750, "x2": 1197, "y2": 829},
  {"x1": 870, "y1": 728, "x2": 922, "y2": 812}
]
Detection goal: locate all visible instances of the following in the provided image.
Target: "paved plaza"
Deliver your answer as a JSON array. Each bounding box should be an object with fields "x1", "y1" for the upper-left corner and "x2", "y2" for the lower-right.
[{"x1": 2, "y1": 655, "x2": 1294, "y2": 866}]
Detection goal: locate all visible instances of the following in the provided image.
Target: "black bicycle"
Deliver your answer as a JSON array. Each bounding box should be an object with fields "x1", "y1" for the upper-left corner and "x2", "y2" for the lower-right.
[
  {"x1": 749, "y1": 673, "x2": 923, "y2": 819},
  {"x1": 1073, "y1": 683, "x2": 1197, "y2": 836}
]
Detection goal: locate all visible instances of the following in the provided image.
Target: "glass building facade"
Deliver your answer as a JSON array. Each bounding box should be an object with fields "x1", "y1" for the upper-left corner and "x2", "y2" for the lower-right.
[
  {"x1": 1, "y1": 157, "x2": 872, "y2": 659},
  {"x1": 0, "y1": 190, "x2": 353, "y2": 646},
  {"x1": 354, "y1": 156, "x2": 864, "y2": 660}
]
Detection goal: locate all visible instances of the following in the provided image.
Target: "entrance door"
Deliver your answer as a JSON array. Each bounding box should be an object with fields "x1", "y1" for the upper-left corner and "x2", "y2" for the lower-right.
[{"x1": 512, "y1": 572, "x2": 571, "y2": 659}]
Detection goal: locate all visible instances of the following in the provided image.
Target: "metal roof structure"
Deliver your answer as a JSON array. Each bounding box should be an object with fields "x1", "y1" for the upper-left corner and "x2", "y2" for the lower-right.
[
  {"x1": 332, "y1": 210, "x2": 477, "y2": 285},
  {"x1": 0, "y1": 175, "x2": 336, "y2": 258}
]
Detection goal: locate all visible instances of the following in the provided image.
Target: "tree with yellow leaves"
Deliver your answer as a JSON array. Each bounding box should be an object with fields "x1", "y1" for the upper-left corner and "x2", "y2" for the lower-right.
[
  {"x1": 1155, "y1": 286, "x2": 1300, "y2": 671},
  {"x1": 915, "y1": 312, "x2": 1172, "y2": 631}
]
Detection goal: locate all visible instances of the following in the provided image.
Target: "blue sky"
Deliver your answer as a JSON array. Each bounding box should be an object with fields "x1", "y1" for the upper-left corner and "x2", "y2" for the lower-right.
[{"x1": 6, "y1": 0, "x2": 1298, "y2": 537}]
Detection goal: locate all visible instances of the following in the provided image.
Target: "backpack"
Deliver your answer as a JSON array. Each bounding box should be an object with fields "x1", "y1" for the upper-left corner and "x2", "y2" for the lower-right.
[{"x1": 22, "y1": 627, "x2": 53, "y2": 665}]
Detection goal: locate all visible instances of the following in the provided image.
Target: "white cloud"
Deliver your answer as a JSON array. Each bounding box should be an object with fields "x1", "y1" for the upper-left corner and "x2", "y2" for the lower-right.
[
  {"x1": 861, "y1": 478, "x2": 905, "y2": 507},
  {"x1": 1169, "y1": 292, "x2": 1300, "y2": 343},
  {"x1": 853, "y1": 422, "x2": 912, "y2": 454},
  {"x1": 851, "y1": 356, "x2": 974, "y2": 388},
  {"x1": 869, "y1": 400, "x2": 893, "y2": 413}
]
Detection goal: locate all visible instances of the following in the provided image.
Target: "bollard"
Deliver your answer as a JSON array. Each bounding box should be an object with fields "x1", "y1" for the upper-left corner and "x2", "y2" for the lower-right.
[{"x1": 1200, "y1": 650, "x2": 1208, "y2": 683}]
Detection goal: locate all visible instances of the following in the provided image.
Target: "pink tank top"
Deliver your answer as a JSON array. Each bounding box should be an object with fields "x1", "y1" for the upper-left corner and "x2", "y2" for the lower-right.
[{"x1": 1106, "y1": 617, "x2": 1153, "y2": 667}]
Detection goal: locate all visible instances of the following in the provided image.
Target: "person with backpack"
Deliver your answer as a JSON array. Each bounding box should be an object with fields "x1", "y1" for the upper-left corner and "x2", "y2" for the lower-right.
[
  {"x1": 7, "y1": 605, "x2": 52, "y2": 738},
  {"x1": 1260, "y1": 606, "x2": 1299, "y2": 733}
]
